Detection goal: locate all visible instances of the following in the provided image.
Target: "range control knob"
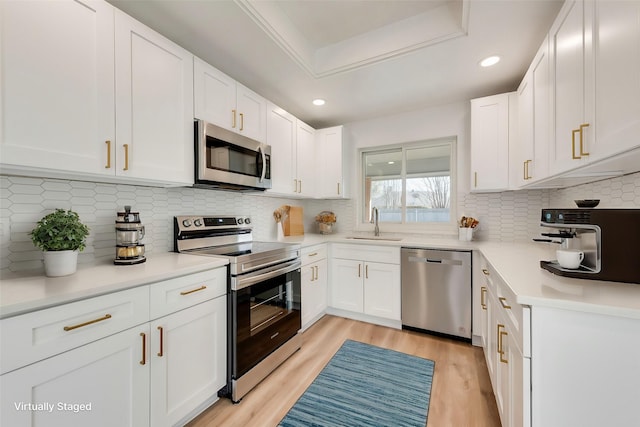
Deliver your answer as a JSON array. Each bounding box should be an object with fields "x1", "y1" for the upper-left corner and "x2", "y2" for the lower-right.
[
  {"x1": 193, "y1": 219, "x2": 203, "y2": 227},
  {"x1": 237, "y1": 218, "x2": 244, "y2": 225},
  {"x1": 182, "y1": 219, "x2": 192, "y2": 227},
  {"x1": 244, "y1": 217, "x2": 251, "y2": 225}
]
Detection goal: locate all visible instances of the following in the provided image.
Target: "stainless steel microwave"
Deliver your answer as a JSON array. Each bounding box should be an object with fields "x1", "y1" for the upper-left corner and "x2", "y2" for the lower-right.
[{"x1": 194, "y1": 119, "x2": 271, "y2": 191}]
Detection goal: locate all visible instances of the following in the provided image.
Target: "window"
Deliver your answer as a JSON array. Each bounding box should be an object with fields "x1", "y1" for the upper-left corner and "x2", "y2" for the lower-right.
[{"x1": 361, "y1": 138, "x2": 455, "y2": 228}]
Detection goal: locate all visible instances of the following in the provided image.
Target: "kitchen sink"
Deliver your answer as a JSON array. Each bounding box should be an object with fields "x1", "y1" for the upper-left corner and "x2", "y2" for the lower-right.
[{"x1": 345, "y1": 236, "x2": 403, "y2": 242}]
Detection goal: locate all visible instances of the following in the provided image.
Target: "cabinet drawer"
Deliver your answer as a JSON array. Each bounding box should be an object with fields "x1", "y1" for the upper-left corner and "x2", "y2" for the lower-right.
[
  {"x1": 149, "y1": 268, "x2": 227, "y2": 319},
  {"x1": 486, "y1": 263, "x2": 531, "y2": 357},
  {"x1": 302, "y1": 244, "x2": 327, "y2": 265},
  {"x1": 0, "y1": 285, "x2": 149, "y2": 375},
  {"x1": 331, "y1": 243, "x2": 400, "y2": 264}
]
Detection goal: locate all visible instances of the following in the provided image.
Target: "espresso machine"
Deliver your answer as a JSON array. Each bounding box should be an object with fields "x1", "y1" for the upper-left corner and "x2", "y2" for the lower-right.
[
  {"x1": 537, "y1": 208, "x2": 640, "y2": 284},
  {"x1": 114, "y1": 206, "x2": 146, "y2": 265}
]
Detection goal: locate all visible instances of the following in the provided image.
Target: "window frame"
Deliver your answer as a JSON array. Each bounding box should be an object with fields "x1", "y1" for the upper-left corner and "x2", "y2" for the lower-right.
[{"x1": 357, "y1": 137, "x2": 458, "y2": 235}]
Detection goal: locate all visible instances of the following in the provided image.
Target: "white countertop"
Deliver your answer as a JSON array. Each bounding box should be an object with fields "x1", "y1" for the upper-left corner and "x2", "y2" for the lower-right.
[
  {"x1": 2, "y1": 233, "x2": 639, "y2": 320},
  {"x1": 0, "y1": 253, "x2": 228, "y2": 319},
  {"x1": 282, "y1": 232, "x2": 640, "y2": 319}
]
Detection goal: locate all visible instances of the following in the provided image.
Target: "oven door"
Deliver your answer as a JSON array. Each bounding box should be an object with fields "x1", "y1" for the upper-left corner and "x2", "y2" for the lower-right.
[
  {"x1": 195, "y1": 119, "x2": 271, "y2": 190},
  {"x1": 231, "y1": 263, "x2": 301, "y2": 378}
]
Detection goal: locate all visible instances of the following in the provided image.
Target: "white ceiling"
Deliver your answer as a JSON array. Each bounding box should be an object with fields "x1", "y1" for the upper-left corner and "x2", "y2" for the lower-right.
[{"x1": 108, "y1": 0, "x2": 563, "y2": 129}]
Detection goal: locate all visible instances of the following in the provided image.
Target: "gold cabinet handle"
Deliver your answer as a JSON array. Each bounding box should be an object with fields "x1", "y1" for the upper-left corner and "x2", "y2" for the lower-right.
[
  {"x1": 365, "y1": 264, "x2": 369, "y2": 279},
  {"x1": 294, "y1": 179, "x2": 298, "y2": 193},
  {"x1": 308, "y1": 252, "x2": 318, "y2": 257},
  {"x1": 497, "y1": 323, "x2": 504, "y2": 354},
  {"x1": 358, "y1": 263, "x2": 361, "y2": 278},
  {"x1": 310, "y1": 266, "x2": 315, "y2": 282},
  {"x1": 123, "y1": 144, "x2": 129, "y2": 171},
  {"x1": 482, "y1": 268, "x2": 489, "y2": 276},
  {"x1": 180, "y1": 285, "x2": 207, "y2": 296},
  {"x1": 572, "y1": 128, "x2": 581, "y2": 159},
  {"x1": 63, "y1": 314, "x2": 112, "y2": 331},
  {"x1": 474, "y1": 172, "x2": 478, "y2": 188},
  {"x1": 499, "y1": 329, "x2": 509, "y2": 364},
  {"x1": 524, "y1": 159, "x2": 532, "y2": 180},
  {"x1": 499, "y1": 297, "x2": 512, "y2": 309},
  {"x1": 337, "y1": 182, "x2": 340, "y2": 195},
  {"x1": 232, "y1": 109, "x2": 237, "y2": 128},
  {"x1": 157, "y1": 326, "x2": 164, "y2": 357},
  {"x1": 298, "y1": 180, "x2": 302, "y2": 193},
  {"x1": 579, "y1": 123, "x2": 590, "y2": 156},
  {"x1": 140, "y1": 332, "x2": 146, "y2": 365},
  {"x1": 105, "y1": 140, "x2": 112, "y2": 169},
  {"x1": 239, "y1": 112, "x2": 244, "y2": 131},
  {"x1": 314, "y1": 265, "x2": 319, "y2": 281},
  {"x1": 481, "y1": 287, "x2": 487, "y2": 310}
]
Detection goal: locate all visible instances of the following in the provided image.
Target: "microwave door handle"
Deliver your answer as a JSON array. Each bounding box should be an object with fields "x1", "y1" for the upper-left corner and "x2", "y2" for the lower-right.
[{"x1": 258, "y1": 147, "x2": 267, "y2": 183}]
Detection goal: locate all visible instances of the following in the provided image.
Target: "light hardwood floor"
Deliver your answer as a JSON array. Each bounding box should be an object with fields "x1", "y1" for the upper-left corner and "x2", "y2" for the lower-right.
[{"x1": 187, "y1": 315, "x2": 501, "y2": 427}]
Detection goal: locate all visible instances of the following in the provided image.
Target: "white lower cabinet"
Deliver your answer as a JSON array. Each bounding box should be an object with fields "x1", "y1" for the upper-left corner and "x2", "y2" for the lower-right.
[
  {"x1": 301, "y1": 244, "x2": 328, "y2": 330},
  {"x1": 150, "y1": 297, "x2": 226, "y2": 427},
  {"x1": 0, "y1": 267, "x2": 227, "y2": 427},
  {"x1": 1, "y1": 324, "x2": 150, "y2": 427},
  {"x1": 481, "y1": 262, "x2": 530, "y2": 427},
  {"x1": 329, "y1": 244, "x2": 401, "y2": 326}
]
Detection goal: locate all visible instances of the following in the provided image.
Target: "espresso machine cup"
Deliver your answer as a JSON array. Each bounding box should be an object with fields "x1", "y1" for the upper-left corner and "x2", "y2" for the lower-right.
[{"x1": 114, "y1": 206, "x2": 147, "y2": 265}]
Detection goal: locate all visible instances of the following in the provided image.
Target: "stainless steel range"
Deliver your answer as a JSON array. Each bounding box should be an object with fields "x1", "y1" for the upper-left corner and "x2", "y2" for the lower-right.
[{"x1": 174, "y1": 215, "x2": 302, "y2": 403}]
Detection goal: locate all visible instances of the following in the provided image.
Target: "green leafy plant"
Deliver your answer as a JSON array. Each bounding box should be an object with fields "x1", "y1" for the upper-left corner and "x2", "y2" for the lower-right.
[{"x1": 29, "y1": 209, "x2": 90, "y2": 252}]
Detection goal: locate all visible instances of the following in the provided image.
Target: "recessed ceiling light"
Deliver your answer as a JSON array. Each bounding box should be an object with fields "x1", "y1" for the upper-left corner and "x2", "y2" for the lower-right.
[
  {"x1": 480, "y1": 56, "x2": 501, "y2": 67},
  {"x1": 388, "y1": 161, "x2": 395, "y2": 164},
  {"x1": 312, "y1": 98, "x2": 326, "y2": 106}
]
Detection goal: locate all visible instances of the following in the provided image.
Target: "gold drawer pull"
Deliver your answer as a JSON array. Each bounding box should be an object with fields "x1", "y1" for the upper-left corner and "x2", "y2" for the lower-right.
[
  {"x1": 481, "y1": 287, "x2": 487, "y2": 310},
  {"x1": 63, "y1": 314, "x2": 112, "y2": 331},
  {"x1": 497, "y1": 323, "x2": 505, "y2": 354},
  {"x1": 140, "y1": 332, "x2": 146, "y2": 365},
  {"x1": 180, "y1": 285, "x2": 207, "y2": 296},
  {"x1": 499, "y1": 297, "x2": 512, "y2": 309},
  {"x1": 482, "y1": 269, "x2": 489, "y2": 276},
  {"x1": 572, "y1": 128, "x2": 581, "y2": 159},
  {"x1": 365, "y1": 264, "x2": 369, "y2": 279},
  {"x1": 308, "y1": 252, "x2": 318, "y2": 257},
  {"x1": 157, "y1": 326, "x2": 164, "y2": 357},
  {"x1": 239, "y1": 112, "x2": 244, "y2": 131},
  {"x1": 232, "y1": 109, "x2": 237, "y2": 128}
]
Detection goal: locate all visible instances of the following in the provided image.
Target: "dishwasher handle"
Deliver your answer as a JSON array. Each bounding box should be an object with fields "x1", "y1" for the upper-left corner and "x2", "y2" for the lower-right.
[{"x1": 407, "y1": 256, "x2": 463, "y2": 266}]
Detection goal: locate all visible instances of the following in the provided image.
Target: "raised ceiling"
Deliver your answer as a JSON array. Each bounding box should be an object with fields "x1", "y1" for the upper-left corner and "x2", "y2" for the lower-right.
[{"x1": 108, "y1": 0, "x2": 563, "y2": 128}]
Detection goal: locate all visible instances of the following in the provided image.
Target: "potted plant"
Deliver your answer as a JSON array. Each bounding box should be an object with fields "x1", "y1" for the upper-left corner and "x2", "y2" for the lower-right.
[{"x1": 29, "y1": 209, "x2": 90, "y2": 277}]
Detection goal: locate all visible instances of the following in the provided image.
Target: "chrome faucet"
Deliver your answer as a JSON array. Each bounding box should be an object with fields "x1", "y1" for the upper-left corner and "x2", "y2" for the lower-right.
[{"x1": 370, "y1": 207, "x2": 380, "y2": 236}]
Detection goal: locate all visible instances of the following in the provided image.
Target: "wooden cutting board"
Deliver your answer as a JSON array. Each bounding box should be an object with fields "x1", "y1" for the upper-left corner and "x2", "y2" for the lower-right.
[{"x1": 283, "y1": 206, "x2": 304, "y2": 236}]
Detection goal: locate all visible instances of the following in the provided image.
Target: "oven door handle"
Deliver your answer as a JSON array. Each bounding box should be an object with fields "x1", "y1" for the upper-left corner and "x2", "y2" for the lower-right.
[
  {"x1": 232, "y1": 258, "x2": 301, "y2": 291},
  {"x1": 258, "y1": 146, "x2": 267, "y2": 183}
]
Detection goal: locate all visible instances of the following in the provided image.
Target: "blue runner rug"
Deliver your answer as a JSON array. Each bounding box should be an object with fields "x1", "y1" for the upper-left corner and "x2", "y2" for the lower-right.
[{"x1": 279, "y1": 339, "x2": 435, "y2": 427}]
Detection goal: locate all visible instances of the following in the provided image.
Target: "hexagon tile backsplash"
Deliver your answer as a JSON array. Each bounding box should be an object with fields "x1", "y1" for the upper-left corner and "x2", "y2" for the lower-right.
[{"x1": 1, "y1": 171, "x2": 638, "y2": 273}]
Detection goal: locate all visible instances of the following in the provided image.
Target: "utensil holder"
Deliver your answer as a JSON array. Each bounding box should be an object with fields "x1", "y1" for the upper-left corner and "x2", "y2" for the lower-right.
[{"x1": 458, "y1": 228, "x2": 473, "y2": 241}]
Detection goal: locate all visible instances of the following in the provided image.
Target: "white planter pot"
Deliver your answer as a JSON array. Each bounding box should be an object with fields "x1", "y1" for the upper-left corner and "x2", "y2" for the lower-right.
[{"x1": 43, "y1": 250, "x2": 78, "y2": 277}]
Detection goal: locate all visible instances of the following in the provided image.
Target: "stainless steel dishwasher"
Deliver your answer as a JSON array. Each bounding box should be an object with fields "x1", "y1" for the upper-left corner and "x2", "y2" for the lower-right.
[{"x1": 401, "y1": 248, "x2": 472, "y2": 340}]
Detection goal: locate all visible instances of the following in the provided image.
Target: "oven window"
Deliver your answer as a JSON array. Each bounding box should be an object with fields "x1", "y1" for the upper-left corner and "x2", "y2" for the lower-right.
[
  {"x1": 206, "y1": 136, "x2": 270, "y2": 178},
  {"x1": 234, "y1": 269, "x2": 301, "y2": 376}
]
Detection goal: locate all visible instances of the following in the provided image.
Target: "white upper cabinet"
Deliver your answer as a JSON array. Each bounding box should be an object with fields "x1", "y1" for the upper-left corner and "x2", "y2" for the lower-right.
[
  {"x1": 470, "y1": 93, "x2": 516, "y2": 192},
  {"x1": 549, "y1": 0, "x2": 591, "y2": 174},
  {"x1": 0, "y1": 0, "x2": 115, "y2": 176},
  {"x1": 115, "y1": 10, "x2": 194, "y2": 185},
  {"x1": 589, "y1": 0, "x2": 640, "y2": 161},
  {"x1": 0, "y1": 1, "x2": 194, "y2": 186},
  {"x1": 266, "y1": 103, "x2": 315, "y2": 196},
  {"x1": 194, "y1": 57, "x2": 266, "y2": 142},
  {"x1": 315, "y1": 126, "x2": 347, "y2": 199},
  {"x1": 295, "y1": 120, "x2": 316, "y2": 197},
  {"x1": 266, "y1": 103, "x2": 297, "y2": 194},
  {"x1": 516, "y1": 37, "x2": 550, "y2": 187}
]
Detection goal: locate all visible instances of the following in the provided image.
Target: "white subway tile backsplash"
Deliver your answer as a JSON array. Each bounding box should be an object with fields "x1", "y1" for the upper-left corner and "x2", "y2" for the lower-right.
[{"x1": 1, "y1": 171, "x2": 638, "y2": 273}]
